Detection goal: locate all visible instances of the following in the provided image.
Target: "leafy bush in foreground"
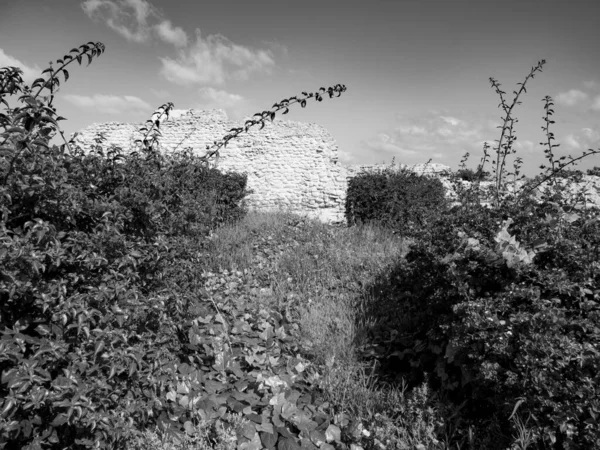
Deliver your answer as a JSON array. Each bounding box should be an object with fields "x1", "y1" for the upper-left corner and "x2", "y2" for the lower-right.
[
  {"x1": 362, "y1": 59, "x2": 600, "y2": 449},
  {"x1": 0, "y1": 42, "x2": 347, "y2": 450}
]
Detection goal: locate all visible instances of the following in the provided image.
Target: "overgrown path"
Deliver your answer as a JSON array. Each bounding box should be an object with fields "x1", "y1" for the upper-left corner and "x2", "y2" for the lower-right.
[{"x1": 195, "y1": 211, "x2": 410, "y2": 368}]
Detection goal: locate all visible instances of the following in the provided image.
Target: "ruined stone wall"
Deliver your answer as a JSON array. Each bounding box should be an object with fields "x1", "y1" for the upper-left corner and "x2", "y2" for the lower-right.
[
  {"x1": 70, "y1": 110, "x2": 600, "y2": 224},
  {"x1": 70, "y1": 109, "x2": 348, "y2": 223}
]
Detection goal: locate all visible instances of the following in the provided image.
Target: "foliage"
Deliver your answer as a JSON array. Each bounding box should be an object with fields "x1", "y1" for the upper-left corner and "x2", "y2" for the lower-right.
[
  {"x1": 447, "y1": 62, "x2": 599, "y2": 210},
  {"x1": 358, "y1": 59, "x2": 600, "y2": 449},
  {"x1": 3, "y1": 38, "x2": 600, "y2": 450},
  {"x1": 345, "y1": 165, "x2": 449, "y2": 238},
  {"x1": 0, "y1": 41, "x2": 348, "y2": 450},
  {"x1": 587, "y1": 166, "x2": 600, "y2": 177},
  {"x1": 453, "y1": 167, "x2": 491, "y2": 182}
]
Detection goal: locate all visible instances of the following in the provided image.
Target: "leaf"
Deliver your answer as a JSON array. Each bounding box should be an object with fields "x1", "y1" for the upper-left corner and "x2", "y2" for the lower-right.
[
  {"x1": 325, "y1": 424, "x2": 341, "y2": 442},
  {"x1": 128, "y1": 361, "x2": 137, "y2": 377},
  {"x1": 299, "y1": 438, "x2": 318, "y2": 450},
  {"x1": 257, "y1": 422, "x2": 274, "y2": 434},
  {"x1": 31, "y1": 139, "x2": 50, "y2": 149},
  {"x1": 291, "y1": 414, "x2": 318, "y2": 433},
  {"x1": 278, "y1": 438, "x2": 301, "y2": 450},
  {"x1": 508, "y1": 398, "x2": 526, "y2": 421},
  {"x1": 51, "y1": 414, "x2": 68, "y2": 427},
  {"x1": 246, "y1": 413, "x2": 263, "y2": 424},
  {"x1": 240, "y1": 421, "x2": 257, "y2": 439},
  {"x1": 240, "y1": 432, "x2": 262, "y2": 450},
  {"x1": 281, "y1": 402, "x2": 298, "y2": 420},
  {"x1": 260, "y1": 431, "x2": 278, "y2": 449},
  {"x1": 4, "y1": 126, "x2": 27, "y2": 134},
  {"x1": 184, "y1": 421, "x2": 195, "y2": 435},
  {"x1": 94, "y1": 341, "x2": 105, "y2": 358},
  {"x1": 178, "y1": 395, "x2": 189, "y2": 408},
  {"x1": 0, "y1": 399, "x2": 15, "y2": 418},
  {"x1": 275, "y1": 426, "x2": 296, "y2": 439}
]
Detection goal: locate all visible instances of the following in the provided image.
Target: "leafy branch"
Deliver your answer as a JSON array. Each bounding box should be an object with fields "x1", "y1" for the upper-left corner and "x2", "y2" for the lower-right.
[{"x1": 130, "y1": 84, "x2": 347, "y2": 167}]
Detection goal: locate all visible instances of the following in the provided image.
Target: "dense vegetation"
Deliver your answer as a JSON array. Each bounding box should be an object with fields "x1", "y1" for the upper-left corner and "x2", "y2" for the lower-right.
[{"x1": 1, "y1": 43, "x2": 600, "y2": 450}]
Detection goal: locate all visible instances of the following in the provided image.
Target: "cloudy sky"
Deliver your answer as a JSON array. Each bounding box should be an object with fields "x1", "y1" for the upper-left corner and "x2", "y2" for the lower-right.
[{"x1": 1, "y1": 0, "x2": 600, "y2": 176}]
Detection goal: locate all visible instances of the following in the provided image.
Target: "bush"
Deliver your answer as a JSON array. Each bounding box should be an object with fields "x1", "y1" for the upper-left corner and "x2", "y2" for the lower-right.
[
  {"x1": 587, "y1": 166, "x2": 600, "y2": 177},
  {"x1": 0, "y1": 42, "x2": 348, "y2": 450},
  {"x1": 453, "y1": 167, "x2": 491, "y2": 182},
  {"x1": 345, "y1": 167, "x2": 449, "y2": 238},
  {"x1": 357, "y1": 59, "x2": 600, "y2": 449},
  {"x1": 362, "y1": 200, "x2": 600, "y2": 448},
  {"x1": 0, "y1": 110, "x2": 252, "y2": 450}
]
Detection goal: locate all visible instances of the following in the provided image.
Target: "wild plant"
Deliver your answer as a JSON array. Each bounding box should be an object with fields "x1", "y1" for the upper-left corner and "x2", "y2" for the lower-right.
[
  {"x1": 449, "y1": 59, "x2": 600, "y2": 215},
  {"x1": 355, "y1": 60, "x2": 600, "y2": 449},
  {"x1": 0, "y1": 41, "x2": 349, "y2": 450}
]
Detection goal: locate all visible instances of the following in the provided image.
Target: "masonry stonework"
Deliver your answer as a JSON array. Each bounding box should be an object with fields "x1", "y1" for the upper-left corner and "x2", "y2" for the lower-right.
[
  {"x1": 71, "y1": 109, "x2": 348, "y2": 223},
  {"x1": 71, "y1": 109, "x2": 600, "y2": 223}
]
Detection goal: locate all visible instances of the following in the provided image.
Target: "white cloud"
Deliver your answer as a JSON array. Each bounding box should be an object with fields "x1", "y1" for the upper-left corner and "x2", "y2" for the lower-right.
[
  {"x1": 394, "y1": 113, "x2": 484, "y2": 148},
  {"x1": 0, "y1": 48, "x2": 43, "y2": 87},
  {"x1": 63, "y1": 93, "x2": 153, "y2": 115},
  {"x1": 364, "y1": 111, "x2": 512, "y2": 166},
  {"x1": 81, "y1": 0, "x2": 159, "y2": 44},
  {"x1": 150, "y1": 88, "x2": 171, "y2": 100},
  {"x1": 395, "y1": 125, "x2": 426, "y2": 135},
  {"x1": 555, "y1": 89, "x2": 588, "y2": 107},
  {"x1": 80, "y1": 0, "x2": 275, "y2": 86},
  {"x1": 159, "y1": 30, "x2": 275, "y2": 86},
  {"x1": 559, "y1": 128, "x2": 600, "y2": 154},
  {"x1": 82, "y1": 0, "x2": 187, "y2": 47},
  {"x1": 440, "y1": 116, "x2": 462, "y2": 126},
  {"x1": 581, "y1": 128, "x2": 600, "y2": 141},
  {"x1": 514, "y1": 140, "x2": 536, "y2": 153},
  {"x1": 195, "y1": 87, "x2": 243, "y2": 108},
  {"x1": 583, "y1": 80, "x2": 599, "y2": 90},
  {"x1": 436, "y1": 127, "x2": 453, "y2": 137},
  {"x1": 591, "y1": 95, "x2": 600, "y2": 111},
  {"x1": 563, "y1": 134, "x2": 581, "y2": 150},
  {"x1": 261, "y1": 40, "x2": 289, "y2": 58},
  {"x1": 337, "y1": 150, "x2": 355, "y2": 164},
  {"x1": 154, "y1": 19, "x2": 188, "y2": 47},
  {"x1": 361, "y1": 132, "x2": 418, "y2": 159}
]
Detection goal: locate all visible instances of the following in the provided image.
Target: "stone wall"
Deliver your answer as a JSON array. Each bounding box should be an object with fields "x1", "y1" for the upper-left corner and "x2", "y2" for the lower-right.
[
  {"x1": 70, "y1": 109, "x2": 348, "y2": 223},
  {"x1": 70, "y1": 110, "x2": 600, "y2": 223}
]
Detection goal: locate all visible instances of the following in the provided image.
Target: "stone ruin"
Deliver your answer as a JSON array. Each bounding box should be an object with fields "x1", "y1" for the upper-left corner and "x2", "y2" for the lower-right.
[
  {"x1": 70, "y1": 109, "x2": 600, "y2": 223},
  {"x1": 71, "y1": 109, "x2": 347, "y2": 223}
]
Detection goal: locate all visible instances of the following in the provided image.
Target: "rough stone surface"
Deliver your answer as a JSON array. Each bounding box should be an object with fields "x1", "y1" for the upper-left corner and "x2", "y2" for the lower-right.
[
  {"x1": 70, "y1": 110, "x2": 600, "y2": 223},
  {"x1": 70, "y1": 109, "x2": 348, "y2": 223},
  {"x1": 528, "y1": 176, "x2": 600, "y2": 208}
]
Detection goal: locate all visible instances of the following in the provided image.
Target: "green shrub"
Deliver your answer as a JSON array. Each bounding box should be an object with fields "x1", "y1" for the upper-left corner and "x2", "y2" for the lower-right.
[
  {"x1": 361, "y1": 200, "x2": 600, "y2": 448},
  {"x1": 587, "y1": 166, "x2": 600, "y2": 177},
  {"x1": 0, "y1": 41, "x2": 347, "y2": 450},
  {"x1": 453, "y1": 167, "x2": 491, "y2": 182},
  {"x1": 345, "y1": 166, "x2": 449, "y2": 238},
  {"x1": 374, "y1": 59, "x2": 600, "y2": 449}
]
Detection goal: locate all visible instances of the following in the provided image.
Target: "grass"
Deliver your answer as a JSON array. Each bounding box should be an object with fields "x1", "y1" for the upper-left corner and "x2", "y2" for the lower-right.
[{"x1": 126, "y1": 207, "x2": 451, "y2": 449}]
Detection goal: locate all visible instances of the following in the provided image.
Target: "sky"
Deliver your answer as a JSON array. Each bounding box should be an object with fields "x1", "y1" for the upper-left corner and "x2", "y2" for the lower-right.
[{"x1": 1, "y1": 0, "x2": 600, "y2": 177}]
